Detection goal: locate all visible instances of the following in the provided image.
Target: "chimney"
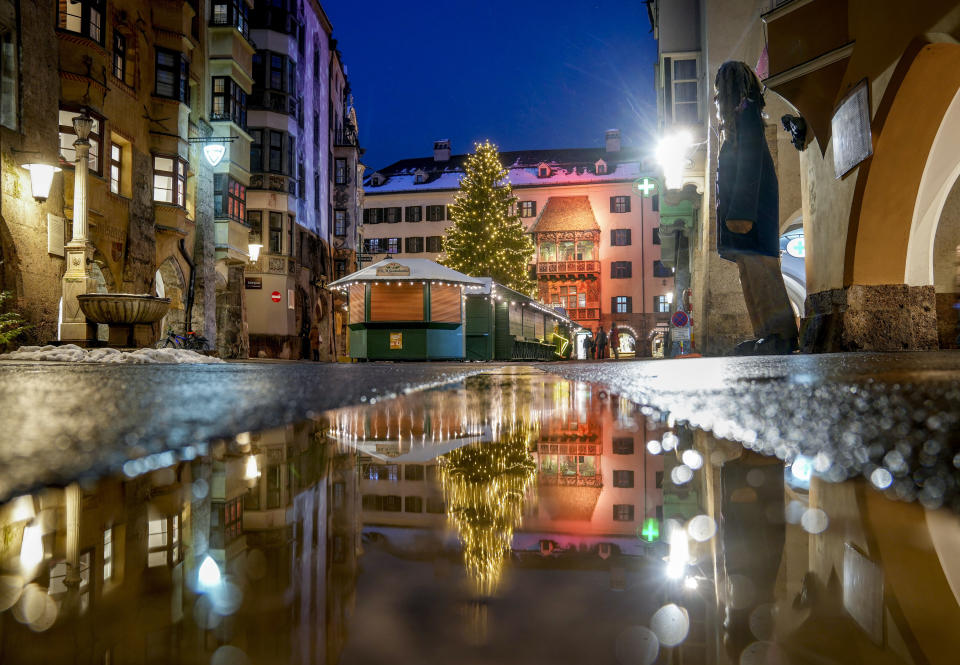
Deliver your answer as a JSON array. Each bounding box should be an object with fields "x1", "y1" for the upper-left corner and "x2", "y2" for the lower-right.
[
  {"x1": 605, "y1": 129, "x2": 621, "y2": 153},
  {"x1": 433, "y1": 139, "x2": 451, "y2": 162}
]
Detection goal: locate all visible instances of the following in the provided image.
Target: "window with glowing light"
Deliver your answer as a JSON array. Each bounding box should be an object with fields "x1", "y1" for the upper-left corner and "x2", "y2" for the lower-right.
[
  {"x1": 214, "y1": 174, "x2": 246, "y2": 221},
  {"x1": 268, "y1": 212, "x2": 282, "y2": 253},
  {"x1": 110, "y1": 143, "x2": 122, "y2": 195},
  {"x1": 519, "y1": 201, "x2": 537, "y2": 217},
  {"x1": 539, "y1": 242, "x2": 556, "y2": 262},
  {"x1": 152, "y1": 155, "x2": 187, "y2": 206},
  {"x1": 654, "y1": 295, "x2": 671, "y2": 313},
  {"x1": 0, "y1": 31, "x2": 16, "y2": 130},
  {"x1": 210, "y1": 0, "x2": 250, "y2": 39},
  {"x1": 58, "y1": 0, "x2": 105, "y2": 43},
  {"x1": 386, "y1": 237, "x2": 400, "y2": 254},
  {"x1": 147, "y1": 515, "x2": 180, "y2": 567},
  {"x1": 103, "y1": 528, "x2": 113, "y2": 582},
  {"x1": 613, "y1": 296, "x2": 632, "y2": 314},
  {"x1": 211, "y1": 76, "x2": 247, "y2": 127}
]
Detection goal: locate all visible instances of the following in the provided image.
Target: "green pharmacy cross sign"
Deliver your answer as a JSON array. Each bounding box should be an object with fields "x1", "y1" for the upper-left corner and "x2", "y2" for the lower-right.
[
  {"x1": 639, "y1": 517, "x2": 660, "y2": 542},
  {"x1": 634, "y1": 177, "x2": 658, "y2": 198}
]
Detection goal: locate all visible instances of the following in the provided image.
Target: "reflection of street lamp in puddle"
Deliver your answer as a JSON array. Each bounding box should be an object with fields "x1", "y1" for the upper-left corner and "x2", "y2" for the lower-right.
[
  {"x1": 243, "y1": 454, "x2": 261, "y2": 489},
  {"x1": 20, "y1": 522, "x2": 44, "y2": 569},
  {"x1": 198, "y1": 555, "x2": 222, "y2": 589}
]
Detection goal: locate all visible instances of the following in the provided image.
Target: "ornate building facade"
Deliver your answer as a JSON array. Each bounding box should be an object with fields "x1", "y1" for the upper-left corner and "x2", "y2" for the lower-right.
[{"x1": 360, "y1": 132, "x2": 673, "y2": 356}]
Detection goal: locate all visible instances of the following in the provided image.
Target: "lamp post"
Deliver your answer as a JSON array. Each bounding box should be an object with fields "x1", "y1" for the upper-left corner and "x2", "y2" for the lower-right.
[{"x1": 60, "y1": 111, "x2": 97, "y2": 343}]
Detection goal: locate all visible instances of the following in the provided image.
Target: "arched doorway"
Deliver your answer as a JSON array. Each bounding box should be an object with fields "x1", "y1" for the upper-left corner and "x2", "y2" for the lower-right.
[
  {"x1": 931, "y1": 174, "x2": 960, "y2": 347},
  {"x1": 155, "y1": 257, "x2": 186, "y2": 335},
  {"x1": 847, "y1": 40, "x2": 960, "y2": 286},
  {"x1": 613, "y1": 324, "x2": 638, "y2": 358}
]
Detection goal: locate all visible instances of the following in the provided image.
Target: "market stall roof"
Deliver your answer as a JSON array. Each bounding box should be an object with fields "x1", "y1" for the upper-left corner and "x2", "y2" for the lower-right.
[
  {"x1": 328, "y1": 258, "x2": 485, "y2": 288},
  {"x1": 475, "y1": 278, "x2": 585, "y2": 331}
]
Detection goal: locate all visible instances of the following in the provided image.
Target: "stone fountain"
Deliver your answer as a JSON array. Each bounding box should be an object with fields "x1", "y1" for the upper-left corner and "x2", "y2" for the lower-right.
[{"x1": 77, "y1": 294, "x2": 170, "y2": 348}]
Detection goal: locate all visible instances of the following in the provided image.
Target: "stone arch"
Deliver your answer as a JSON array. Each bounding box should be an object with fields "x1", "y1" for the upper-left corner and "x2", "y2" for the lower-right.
[
  {"x1": 931, "y1": 174, "x2": 960, "y2": 346},
  {"x1": 612, "y1": 323, "x2": 639, "y2": 356},
  {"x1": 155, "y1": 256, "x2": 186, "y2": 335},
  {"x1": 845, "y1": 38, "x2": 960, "y2": 286}
]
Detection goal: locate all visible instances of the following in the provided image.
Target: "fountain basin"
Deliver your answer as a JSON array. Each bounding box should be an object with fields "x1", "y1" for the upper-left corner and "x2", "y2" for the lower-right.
[{"x1": 77, "y1": 294, "x2": 171, "y2": 325}]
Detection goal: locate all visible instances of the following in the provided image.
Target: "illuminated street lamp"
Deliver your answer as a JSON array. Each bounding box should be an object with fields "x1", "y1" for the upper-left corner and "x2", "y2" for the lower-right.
[
  {"x1": 656, "y1": 130, "x2": 694, "y2": 190},
  {"x1": 22, "y1": 163, "x2": 61, "y2": 201},
  {"x1": 248, "y1": 243, "x2": 262, "y2": 262}
]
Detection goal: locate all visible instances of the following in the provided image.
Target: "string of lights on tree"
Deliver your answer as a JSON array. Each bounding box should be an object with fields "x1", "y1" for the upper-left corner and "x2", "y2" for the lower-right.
[
  {"x1": 440, "y1": 141, "x2": 535, "y2": 296},
  {"x1": 439, "y1": 420, "x2": 537, "y2": 597}
]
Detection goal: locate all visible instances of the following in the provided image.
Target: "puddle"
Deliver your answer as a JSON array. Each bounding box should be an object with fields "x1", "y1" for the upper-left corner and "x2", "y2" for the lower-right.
[{"x1": 1, "y1": 370, "x2": 958, "y2": 664}]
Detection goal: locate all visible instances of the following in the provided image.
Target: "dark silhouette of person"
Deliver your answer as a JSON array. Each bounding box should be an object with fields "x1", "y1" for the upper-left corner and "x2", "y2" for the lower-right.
[
  {"x1": 715, "y1": 61, "x2": 799, "y2": 355},
  {"x1": 596, "y1": 326, "x2": 608, "y2": 359},
  {"x1": 609, "y1": 322, "x2": 620, "y2": 359}
]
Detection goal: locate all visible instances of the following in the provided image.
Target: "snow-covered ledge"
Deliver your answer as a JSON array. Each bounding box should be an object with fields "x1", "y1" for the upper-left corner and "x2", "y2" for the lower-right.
[{"x1": 0, "y1": 345, "x2": 225, "y2": 364}]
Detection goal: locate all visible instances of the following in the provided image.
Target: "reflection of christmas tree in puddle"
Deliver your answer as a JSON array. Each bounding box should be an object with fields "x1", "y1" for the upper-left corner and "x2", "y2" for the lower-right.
[{"x1": 440, "y1": 420, "x2": 537, "y2": 597}]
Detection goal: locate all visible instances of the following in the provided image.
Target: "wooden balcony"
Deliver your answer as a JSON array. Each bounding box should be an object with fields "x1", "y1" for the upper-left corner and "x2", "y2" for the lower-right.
[
  {"x1": 537, "y1": 260, "x2": 600, "y2": 276},
  {"x1": 566, "y1": 306, "x2": 600, "y2": 321}
]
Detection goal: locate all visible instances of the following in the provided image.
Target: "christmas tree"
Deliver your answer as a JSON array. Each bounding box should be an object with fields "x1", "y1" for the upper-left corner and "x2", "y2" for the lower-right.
[{"x1": 441, "y1": 141, "x2": 535, "y2": 294}]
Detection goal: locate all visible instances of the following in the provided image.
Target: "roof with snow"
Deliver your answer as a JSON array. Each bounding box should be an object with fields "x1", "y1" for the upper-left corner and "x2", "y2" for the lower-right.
[
  {"x1": 530, "y1": 196, "x2": 601, "y2": 234},
  {"x1": 364, "y1": 146, "x2": 652, "y2": 194},
  {"x1": 327, "y1": 258, "x2": 484, "y2": 287}
]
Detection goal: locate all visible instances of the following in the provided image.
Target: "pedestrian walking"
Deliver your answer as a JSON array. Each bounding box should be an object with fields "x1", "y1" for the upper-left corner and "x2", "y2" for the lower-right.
[
  {"x1": 609, "y1": 322, "x2": 620, "y2": 360},
  {"x1": 715, "y1": 61, "x2": 799, "y2": 355},
  {"x1": 596, "y1": 326, "x2": 608, "y2": 360},
  {"x1": 310, "y1": 321, "x2": 320, "y2": 361},
  {"x1": 586, "y1": 334, "x2": 595, "y2": 359}
]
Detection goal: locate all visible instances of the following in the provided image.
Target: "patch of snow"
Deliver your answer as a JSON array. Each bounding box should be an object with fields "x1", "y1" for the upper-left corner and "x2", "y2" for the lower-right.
[{"x1": 0, "y1": 344, "x2": 224, "y2": 364}]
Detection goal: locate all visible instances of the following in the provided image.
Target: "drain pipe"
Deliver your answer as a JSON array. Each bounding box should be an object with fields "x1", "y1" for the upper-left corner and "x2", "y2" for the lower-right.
[{"x1": 178, "y1": 238, "x2": 196, "y2": 333}]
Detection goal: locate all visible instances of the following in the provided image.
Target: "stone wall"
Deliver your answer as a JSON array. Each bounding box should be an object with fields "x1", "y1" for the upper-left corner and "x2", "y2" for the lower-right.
[
  {"x1": 192, "y1": 148, "x2": 216, "y2": 339},
  {"x1": 217, "y1": 264, "x2": 248, "y2": 359},
  {"x1": 120, "y1": 149, "x2": 157, "y2": 295},
  {"x1": 802, "y1": 284, "x2": 938, "y2": 352}
]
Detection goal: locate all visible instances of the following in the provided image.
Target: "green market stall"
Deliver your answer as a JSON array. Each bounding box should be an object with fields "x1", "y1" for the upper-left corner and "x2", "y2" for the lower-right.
[
  {"x1": 329, "y1": 259, "x2": 484, "y2": 360},
  {"x1": 465, "y1": 278, "x2": 581, "y2": 361}
]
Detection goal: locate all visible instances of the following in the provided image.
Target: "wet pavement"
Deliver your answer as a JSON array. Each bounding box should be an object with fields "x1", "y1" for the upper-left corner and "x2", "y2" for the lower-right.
[
  {"x1": 540, "y1": 351, "x2": 960, "y2": 510},
  {"x1": 0, "y1": 368, "x2": 960, "y2": 665},
  {"x1": 0, "y1": 361, "x2": 480, "y2": 502},
  {"x1": 0, "y1": 357, "x2": 959, "y2": 664}
]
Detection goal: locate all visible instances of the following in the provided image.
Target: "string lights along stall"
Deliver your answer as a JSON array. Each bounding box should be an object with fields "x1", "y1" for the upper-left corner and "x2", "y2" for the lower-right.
[
  {"x1": 329, "y1": 259, "x2": 485, "y2": 360},
  {"x1": 466, "y1": 278, "x2": 582, "y2": 361}
]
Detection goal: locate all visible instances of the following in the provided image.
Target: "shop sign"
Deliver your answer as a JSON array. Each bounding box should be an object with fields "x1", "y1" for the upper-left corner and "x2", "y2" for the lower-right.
[
  {"x1": 245, "y1": 278, "x2": 262, "y2": 290},
  {"x1": 271, "y1": 291, "x2": 282, "y2": 303},
  {"x1": 389, "y1": 332, "x2": 403, "y2": 349},
  {"x1": 376, "y1": 262, "x2": 411, "y2": 277}
]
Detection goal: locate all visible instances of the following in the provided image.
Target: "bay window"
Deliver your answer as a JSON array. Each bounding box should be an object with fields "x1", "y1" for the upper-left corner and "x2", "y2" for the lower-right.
[
  {"x1": 153, "y1": 155, "x2": 188, "y2": 206},
  {"x1": 214, "y1": 174, "x2": 246, "y2": 221},
  {"x1": 211, "y1": 76, "x2": 247, "y2": 127},
  {"x1": 58, "y1": 0, "x2": 104, "y2": 43},
  {"x1": 155, "y1": 48, "x2": 189, "y2": 103}
]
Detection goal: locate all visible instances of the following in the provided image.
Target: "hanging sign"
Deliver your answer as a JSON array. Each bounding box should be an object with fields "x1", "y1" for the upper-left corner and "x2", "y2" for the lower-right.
[
  {"x1": 376, "y1": 262, "x2": 411, "y2": 277},
  {"x1": 271, "y1": 291, "x2": 282, "y2": 303}
]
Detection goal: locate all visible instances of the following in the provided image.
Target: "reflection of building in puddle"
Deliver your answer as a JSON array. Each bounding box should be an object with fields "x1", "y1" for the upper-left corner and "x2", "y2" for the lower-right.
[
  {"x1": 0, "y1": 421, "x2": 362, "y2": 665},
  {"x1": 683, "y1": 427, "x2": 960, "y2": 665},
  {"x1": 348, "y1": 375, "x2": 669, "y2": 591}
]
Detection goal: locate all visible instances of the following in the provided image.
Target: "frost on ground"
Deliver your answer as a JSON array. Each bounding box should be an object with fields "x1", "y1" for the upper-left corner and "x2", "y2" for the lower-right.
[{"x1": 0, "y1": 344, "x2": 224, "y2": 364}]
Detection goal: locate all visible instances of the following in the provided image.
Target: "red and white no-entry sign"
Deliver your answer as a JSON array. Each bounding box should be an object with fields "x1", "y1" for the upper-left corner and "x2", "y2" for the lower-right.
[{"x1": 271, "y1": 291, "x2": 282, "y2": 303}]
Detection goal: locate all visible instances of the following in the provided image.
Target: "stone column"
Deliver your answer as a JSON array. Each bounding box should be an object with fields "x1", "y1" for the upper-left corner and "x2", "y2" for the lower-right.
[
  {"x1": 60, "y1": 116, "x2": 96, "y2": 343},
  {"x1": 62, "y1": 483, "x2": 83, "y2": 612}
]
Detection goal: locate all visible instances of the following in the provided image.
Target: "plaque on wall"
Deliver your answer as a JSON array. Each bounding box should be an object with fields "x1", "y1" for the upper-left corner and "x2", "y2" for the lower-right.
[
  {"x1": 47, "y1": 214, "x2": 64, "y2": 257},
  {"x1": 832, "y1": 79, "x2": 873, "y2": 178},
  {"x1": 245, "y1": 277, "x2": 262, "y2": 289}
]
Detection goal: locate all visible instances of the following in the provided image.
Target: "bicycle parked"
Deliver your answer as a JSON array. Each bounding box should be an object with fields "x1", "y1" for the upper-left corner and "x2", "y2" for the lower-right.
[{"x1": 156, "y1": 328, "x2": 211, "y2": 351}]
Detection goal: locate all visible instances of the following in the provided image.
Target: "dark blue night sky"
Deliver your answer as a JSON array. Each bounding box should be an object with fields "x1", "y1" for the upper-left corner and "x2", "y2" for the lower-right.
[{"x1": 324, "y1": 1, "x2": 659, "y2": 171}]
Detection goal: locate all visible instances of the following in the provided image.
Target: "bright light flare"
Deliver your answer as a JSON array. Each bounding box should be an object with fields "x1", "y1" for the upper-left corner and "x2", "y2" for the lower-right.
[
  {"x1": 656, "y1": 131, "x2": 693, "y2": 190},
  {"x1": 198, "y1": 555, "x2": 222, "y2": 588},
  {"x1": 23, "y1": 164, "x2": 60, "y2": 201},
  {"x1": 20, "y1": 523, "x2": 43, "y2": 568}
]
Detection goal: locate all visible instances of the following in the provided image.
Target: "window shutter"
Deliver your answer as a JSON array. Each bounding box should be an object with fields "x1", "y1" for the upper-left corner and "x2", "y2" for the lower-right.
[
  {"x1": 531, "y1": 202, "x2": 537, "y2": 216},
  {"x1": 627, "y1": 262, "x2": 632, "y2": 278},
  {"x1": 609, "y1": 197, "x2": 615, "y2": 213},
  {"x1": 625, "y1": 197, "x2": 632, "y2": 213},
  {"x1": 652, "y1": 194, "x2": 659, "y2": 212},
  {"x1": 443, "y1": 205, "x2": 448, "y2": 220},
  {"x1": 627, "y1": 297, "x2": 633, "y2": 313},
  {"x1": 611, "y1": 297, "x2": 617, "y2": 312},
  {"x1": 626, "y1": 229, "x2": 632, "y2": 245},
  {"x1": 610, "y1": 263, "x2": 615, "y2": 279},
  {"x1": 610, "y1": 229, "x2": 616, "y2": 245}
]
